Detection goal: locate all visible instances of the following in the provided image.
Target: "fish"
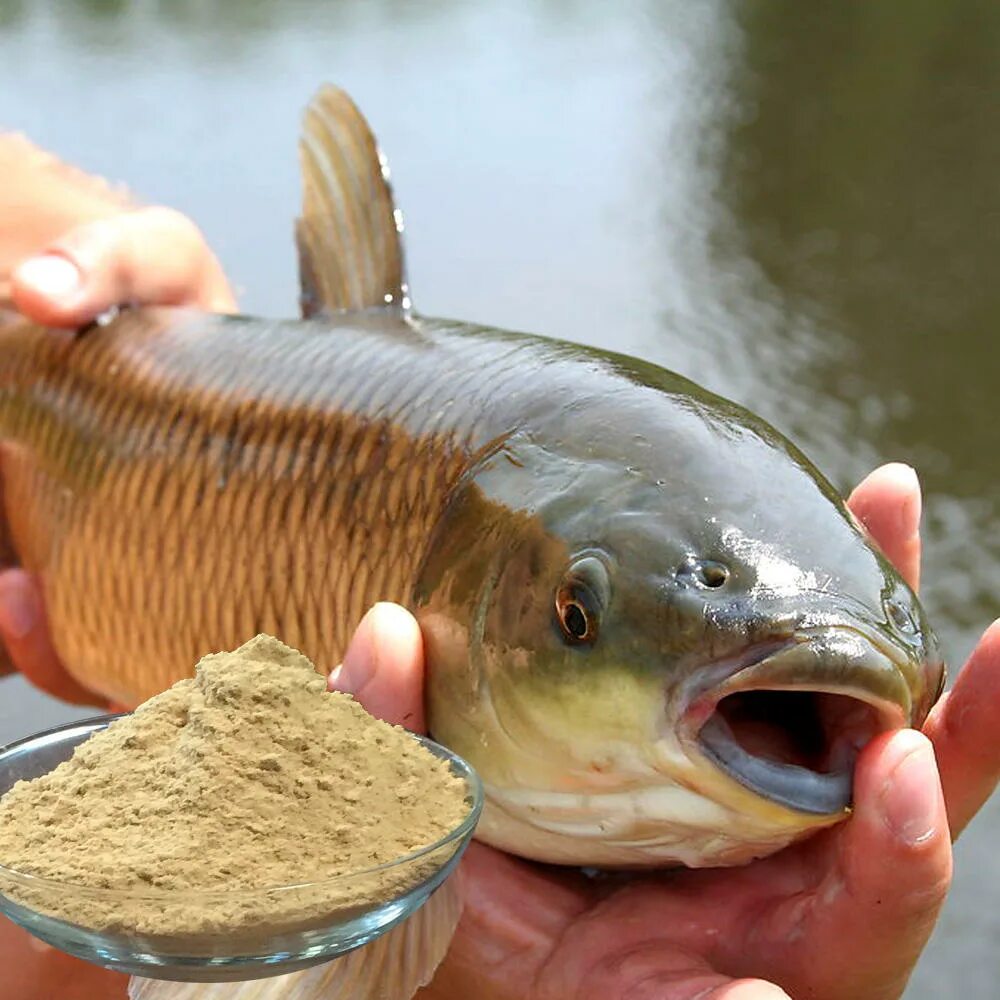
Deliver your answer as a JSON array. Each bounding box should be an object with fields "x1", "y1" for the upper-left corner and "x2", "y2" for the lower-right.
[{"x1": 0, "y1": 86, "x2": 944, "y2": 868}]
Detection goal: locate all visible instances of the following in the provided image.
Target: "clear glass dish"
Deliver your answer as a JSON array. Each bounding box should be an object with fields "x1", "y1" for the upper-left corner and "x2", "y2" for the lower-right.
[{"x1": 0, "y1": 715, "x2": 482, "y2": 982}]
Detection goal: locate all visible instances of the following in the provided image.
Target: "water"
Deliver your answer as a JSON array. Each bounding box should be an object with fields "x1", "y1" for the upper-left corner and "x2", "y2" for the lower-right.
[{"x1": 1, "y1": 1, "x2": 998, "y2": 994}]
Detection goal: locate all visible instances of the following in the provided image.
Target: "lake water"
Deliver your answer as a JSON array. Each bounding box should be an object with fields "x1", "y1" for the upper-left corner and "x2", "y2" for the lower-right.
[{"x1": 1, "y1": 1, "x2": 998, "y2": 995}]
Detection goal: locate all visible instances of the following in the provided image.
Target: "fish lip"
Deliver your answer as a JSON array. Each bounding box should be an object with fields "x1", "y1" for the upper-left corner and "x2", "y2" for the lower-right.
[{"x1": 677, "y1": 630, "x2": 909, "y2": 816}]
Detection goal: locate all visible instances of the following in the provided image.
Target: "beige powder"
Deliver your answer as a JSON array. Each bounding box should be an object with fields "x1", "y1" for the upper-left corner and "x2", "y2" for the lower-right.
[{"x1": 0, "y1": 635, "x2": 471, "y2": 940}]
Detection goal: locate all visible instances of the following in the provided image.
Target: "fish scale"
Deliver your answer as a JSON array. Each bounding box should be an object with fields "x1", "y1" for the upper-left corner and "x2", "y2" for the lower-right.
[{"x1": 0, "y1": 310, "x2": 497, "y2": 702}]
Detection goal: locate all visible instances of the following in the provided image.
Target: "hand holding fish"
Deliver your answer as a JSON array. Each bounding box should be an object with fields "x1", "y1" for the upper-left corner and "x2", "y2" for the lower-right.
[
  {"x1": 332, "y1": 493, "x2": 1000, "y2": 1000},
  {"x1": 9, "y1": 206, "x2": 235, "y2": 326},
  {"x1": 3, "y1": 213, "x2": 987, "y2": 1000},
  {"x1": 0, "y1": 133, "x2": 234, "y2": 324},
  {"x1": 1, "y1": 363, "x2": 992, "y2": 1000}
]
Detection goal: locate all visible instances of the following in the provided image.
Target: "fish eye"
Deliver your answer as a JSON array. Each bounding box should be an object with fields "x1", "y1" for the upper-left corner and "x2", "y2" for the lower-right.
[
  {"x1": 554, "y1": 557, "x2": 608, "y2": 645},
  {"x1": 680, "y1": 557, "x2": 730, "y2": 590},
  {"x1": 557, "y1": 595, "x2": 593, "y2": 641}
]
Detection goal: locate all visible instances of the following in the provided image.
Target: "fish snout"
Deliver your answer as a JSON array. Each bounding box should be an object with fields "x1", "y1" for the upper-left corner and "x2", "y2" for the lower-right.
[{"x1": 679, "y1": 628, "x2": 931, "y2": 816}]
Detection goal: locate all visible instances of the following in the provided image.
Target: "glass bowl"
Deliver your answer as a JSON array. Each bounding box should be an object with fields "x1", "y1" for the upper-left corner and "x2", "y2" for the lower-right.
[{"x1": 0, "y1": 715, "x2": 482, "y2": 982}]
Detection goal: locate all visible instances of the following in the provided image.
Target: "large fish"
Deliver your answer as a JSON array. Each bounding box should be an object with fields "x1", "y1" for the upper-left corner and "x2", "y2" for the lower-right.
[{"x1": 0, "y1": 87, "x2": 943, "y2": 868}]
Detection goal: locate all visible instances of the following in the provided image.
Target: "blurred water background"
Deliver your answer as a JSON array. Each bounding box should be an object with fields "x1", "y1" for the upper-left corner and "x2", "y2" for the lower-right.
[{"x1": 1, "y1": 1, "x2": 998, "y2": 995}]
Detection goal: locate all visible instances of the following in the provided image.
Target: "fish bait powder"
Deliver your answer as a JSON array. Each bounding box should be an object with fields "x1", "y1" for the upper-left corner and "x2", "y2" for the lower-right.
[{"x1": 0, "y1": 635, "x2": 469, "y2": 938}]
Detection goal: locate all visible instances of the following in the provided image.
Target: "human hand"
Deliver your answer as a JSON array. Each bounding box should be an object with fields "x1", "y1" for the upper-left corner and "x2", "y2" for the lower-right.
[
  {"x1": 330, "y1": 465, "x2": 1000, "y2": 1000},
  {"x1": 0, "y1": 139, "x2": 235, "y2": 702},
  {"x1": 8, "y1": 204, "x2": 234, "y2": 327}
]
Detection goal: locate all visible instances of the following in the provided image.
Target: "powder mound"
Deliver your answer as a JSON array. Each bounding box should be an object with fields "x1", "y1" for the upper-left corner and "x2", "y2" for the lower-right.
[{"x1": 0, "y1": 635, "x2": 471, "y2": 938}]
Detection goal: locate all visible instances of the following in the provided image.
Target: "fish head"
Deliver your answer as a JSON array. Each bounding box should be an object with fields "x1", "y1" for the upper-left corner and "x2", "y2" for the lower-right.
[{"x1": 415, "y1": 380, "x2": 944, "y2": 868}]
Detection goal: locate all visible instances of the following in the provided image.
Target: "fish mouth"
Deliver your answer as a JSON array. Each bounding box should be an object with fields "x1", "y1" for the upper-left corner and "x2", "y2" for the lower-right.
[{"x1": 681, "y1": 632, "x2": 910, "y2": 815}]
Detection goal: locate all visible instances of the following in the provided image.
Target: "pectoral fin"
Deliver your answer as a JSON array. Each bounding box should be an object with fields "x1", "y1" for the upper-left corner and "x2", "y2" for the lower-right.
[{"x1": 296, "y1": 85, "x2": 409, "y2": 317}]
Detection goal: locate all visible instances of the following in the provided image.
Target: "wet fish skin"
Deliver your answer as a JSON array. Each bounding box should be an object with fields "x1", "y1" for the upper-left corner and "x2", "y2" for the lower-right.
[
  {"x1": 413, "y1": 338, "x2": 941, "y2": 864},
  {"x1": 0, "y1": 302, "x2": 941, "y2": 866},
  {"x1": 0, "y1": 84, "x2": 945, "y2": 867}
]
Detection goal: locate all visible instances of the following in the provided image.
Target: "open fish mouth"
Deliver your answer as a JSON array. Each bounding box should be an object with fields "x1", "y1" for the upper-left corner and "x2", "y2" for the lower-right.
[{"x1": 681, "y1": 632, "x2": 910, "y2": 815}]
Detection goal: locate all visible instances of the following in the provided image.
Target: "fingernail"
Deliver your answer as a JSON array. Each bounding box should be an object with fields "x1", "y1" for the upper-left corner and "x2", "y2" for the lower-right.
[
  {"x1": 15, "y1": 254, "x2": 82, "y2": 300},
  {"x1": 881, "y1": 735, "x2": 940, "y2": 845},
  {"x1": 0, "y1": 583, "x2": 38, "y2": 639},
  {"x1": 335, "y1": 608, "x2": 379, "y2": 695}
]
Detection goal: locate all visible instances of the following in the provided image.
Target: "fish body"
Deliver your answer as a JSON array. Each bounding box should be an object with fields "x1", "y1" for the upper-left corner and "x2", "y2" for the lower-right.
[{"x1": 0, "y1": 88, "x2": 944, "y2": 867}]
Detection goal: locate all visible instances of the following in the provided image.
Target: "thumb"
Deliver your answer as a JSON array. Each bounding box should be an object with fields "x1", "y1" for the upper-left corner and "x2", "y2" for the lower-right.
[
  {"x1": 846, "y1": 463, "x2": 922, "y2": 592},
  {"x1": 12, "y1": 206, "x2": 235, "y2": 327},
  {"x1": 765, "y1": 729, "x2": 951, "y2": 1000},
  {"x1": 329, "y1": 603, "x2": 426, "y2": 731}
]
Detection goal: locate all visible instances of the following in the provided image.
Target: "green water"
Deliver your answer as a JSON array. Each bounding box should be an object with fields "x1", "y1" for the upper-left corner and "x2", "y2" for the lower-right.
[{"x1": 1, "y1": 1, "x2": 998, "y2": 994}]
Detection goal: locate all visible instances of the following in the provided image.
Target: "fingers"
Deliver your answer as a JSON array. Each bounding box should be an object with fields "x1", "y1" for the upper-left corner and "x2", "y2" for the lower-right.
[
  {"x1": 761, "y1": 729, "x2": 951, "y2": 1000},
  {"x1": 567, "y1": 964, "x2": 790, "y2": 1000},
  {"x1": 432, "y1": 841, "x2": 792, "y2": 1000},
  {"x1": 11, "y1": 206, "x2": 236, "y2": 327},
  {"x1": 560, "y1": 957, "x2": 791, "y2": 1000},
  {"x1": 329, "y1": 603, "x2": 426, "y2": 730},
  {"x1": 846, "y1": 466, "x2": 999, "y2": 843},
  {"x1": 822, "y1": 729, "x2": 951, "y2": 997},
  {"x1": 846, "y1": 463, "x2": 921, "y2": 591},
  {"x1": 0, "y1": 132, "x2": 134, "y2": 299},
  {"x1": 923, "y1": 619, "x2": 1000, "y2": 838},
  {"x1": 421, "y1": 841, "x2": 593, "y2": 1000},
  {"x1": 532, "y1": 918, "x2": 793, "y2": 1000},
  {"x1": 702, "y1": 982, "x2": 791, "y2": 1000},
  {"x1": 0, "y1": 569, "x2": 107, "y2": 706}
]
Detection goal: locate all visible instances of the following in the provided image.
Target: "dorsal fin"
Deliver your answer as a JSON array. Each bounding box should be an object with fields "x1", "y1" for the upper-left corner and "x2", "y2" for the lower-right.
[{"x1": 296, "y1": 85, "x2": 410, "y2": 317}]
